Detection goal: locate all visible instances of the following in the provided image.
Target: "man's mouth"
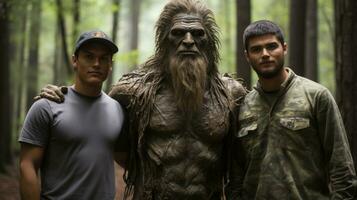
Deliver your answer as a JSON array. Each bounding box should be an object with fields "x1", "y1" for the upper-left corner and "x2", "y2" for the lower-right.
[
  {"x1": 260, "y1": 61, "x2": 274, "y2": 66},
  {"x1": 88, "y1": 71, "x2": 102, "y2": 75}
]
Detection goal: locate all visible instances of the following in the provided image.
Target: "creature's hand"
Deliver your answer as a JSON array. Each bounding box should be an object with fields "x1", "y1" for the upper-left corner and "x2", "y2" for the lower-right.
[{"x1": 33, "y1": 84, "x2": 68, "y2": 103}]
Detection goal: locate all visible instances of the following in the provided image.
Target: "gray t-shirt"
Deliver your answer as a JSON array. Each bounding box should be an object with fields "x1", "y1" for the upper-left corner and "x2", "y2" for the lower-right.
[{"x1": 19, "y1": 87, "x2": 125, "y2": 200}]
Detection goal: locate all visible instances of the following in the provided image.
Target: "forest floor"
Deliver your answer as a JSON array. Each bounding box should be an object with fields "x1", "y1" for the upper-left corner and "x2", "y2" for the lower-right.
[
  {"x1": 0, "y1": 160, "x2": 20, "y2": 200},
  {"x1": 0, "y1": 159, "x2": 126, "y2": 200}
]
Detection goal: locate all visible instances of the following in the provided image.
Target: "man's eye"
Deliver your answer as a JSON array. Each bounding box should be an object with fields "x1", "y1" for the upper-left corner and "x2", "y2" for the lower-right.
[
  {"x1": 266, "y1": 43, "x2": 278, "y2": 50},
  {"x1": 85, "y1": 54, "x2": 94, "y2": 60},
  {"x1": 250, "y1": 46, "x2": 261, "y2": 53},
  {"x1": 100, "y1": 56, "x2": 111, "y2": 63}
]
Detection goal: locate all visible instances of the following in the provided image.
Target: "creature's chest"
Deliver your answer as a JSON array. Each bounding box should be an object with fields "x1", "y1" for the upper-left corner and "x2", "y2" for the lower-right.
[{"x1": 148, "y1": 90, "x2": 230, "y2": 141}]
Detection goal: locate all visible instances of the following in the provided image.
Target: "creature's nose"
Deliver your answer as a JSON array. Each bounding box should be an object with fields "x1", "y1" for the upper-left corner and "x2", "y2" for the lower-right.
[{"x1": 182, "y1": 32, "x2": 194, "y2": 47}]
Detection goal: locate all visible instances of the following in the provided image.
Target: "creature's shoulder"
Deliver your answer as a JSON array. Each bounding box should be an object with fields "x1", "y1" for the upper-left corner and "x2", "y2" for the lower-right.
[
  {"x1": 108, "y1": 69, "x2": 147, "y2": 106},
  {"x1": 220, "y1": 73, "x2": 248, "y2": 100}
]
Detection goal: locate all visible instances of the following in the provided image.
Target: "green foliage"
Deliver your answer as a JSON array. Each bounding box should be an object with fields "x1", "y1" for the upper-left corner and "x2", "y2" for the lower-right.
[{"x1": 214, "y1": 0, "x2": 236, "y2": 74}]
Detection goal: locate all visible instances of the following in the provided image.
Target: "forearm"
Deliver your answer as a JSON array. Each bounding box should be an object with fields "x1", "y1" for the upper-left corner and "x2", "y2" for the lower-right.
[
  {"x1": 330, "y1": 164, "x2": 356, "y2": 200},
  {"x1": 20, "y1": 161, "x2": 41, "y2": 200},
  {"x1": 317, "y1": 90, "x2": 357, "y2": 199},
  {"x1": 114, "y1": 152, "x2": 128, "y2": 168}
]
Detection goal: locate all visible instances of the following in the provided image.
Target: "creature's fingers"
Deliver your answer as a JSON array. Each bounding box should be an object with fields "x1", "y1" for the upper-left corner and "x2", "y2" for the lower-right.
[
  {"x1": 60, "y1": 86, "x2": 68, "y2": 94},
  {"x1": 33, "y1": 95, "x2": 41, "y2": 101},
  {"x1": 40, "y1": 88, "x2": 63, "y2": 103}
]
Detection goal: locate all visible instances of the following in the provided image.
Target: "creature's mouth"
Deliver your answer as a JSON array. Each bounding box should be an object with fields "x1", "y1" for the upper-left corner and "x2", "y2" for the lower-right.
[{"x1": 178, "y1": 50, "x2": 198, "y2": 55}]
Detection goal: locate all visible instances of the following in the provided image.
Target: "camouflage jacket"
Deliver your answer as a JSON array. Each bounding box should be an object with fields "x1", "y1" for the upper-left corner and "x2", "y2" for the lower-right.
[{"x1": 230, "y1": 68, "x2": 356, "y2": 200}]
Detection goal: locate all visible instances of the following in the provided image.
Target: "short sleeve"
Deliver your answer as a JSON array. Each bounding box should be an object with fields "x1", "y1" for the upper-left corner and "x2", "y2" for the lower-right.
[{"x1": 19, "y1": 99, "x2": 53, "y2": 147}]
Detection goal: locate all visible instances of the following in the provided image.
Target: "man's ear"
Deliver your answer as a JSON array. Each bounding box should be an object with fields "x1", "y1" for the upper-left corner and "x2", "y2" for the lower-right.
[
  {"x1": 72, "y1": 54, "x2": 78, "y2": 71},
  {"x1": 244, "y1": 50, "x2": 250, "y2": 63},
  {"x1": 283, "y1": 42, "x2": 288, "y2": 56}
]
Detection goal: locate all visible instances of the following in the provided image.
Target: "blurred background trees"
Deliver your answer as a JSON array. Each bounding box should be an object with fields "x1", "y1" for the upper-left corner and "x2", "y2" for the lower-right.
[{"x1": 0, "y1": 0, "x2": 355, "y2": 179}]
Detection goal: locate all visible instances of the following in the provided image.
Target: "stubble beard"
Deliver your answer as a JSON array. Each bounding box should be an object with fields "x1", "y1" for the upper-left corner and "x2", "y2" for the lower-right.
[
  {"x1": 169, "y1": 55, "x2": 208, "y2": 114},
  {"x1": 254, "y1": 59, "x2": 285, "y2": 79}
]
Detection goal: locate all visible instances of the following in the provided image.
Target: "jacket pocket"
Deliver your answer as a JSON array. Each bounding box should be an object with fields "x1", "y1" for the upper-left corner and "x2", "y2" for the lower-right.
[
  {"x1": 280, "y1": 117, "x2": 310, "y2": 131},
  {"x1": 237, "y1": 122, "x2": 257, "y2": 138}
]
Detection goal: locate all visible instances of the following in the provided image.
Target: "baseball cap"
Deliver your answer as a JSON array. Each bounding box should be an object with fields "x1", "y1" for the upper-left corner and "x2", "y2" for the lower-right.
[{"x1": 74, "y1": 30, "x2": 118, "y2": 54}]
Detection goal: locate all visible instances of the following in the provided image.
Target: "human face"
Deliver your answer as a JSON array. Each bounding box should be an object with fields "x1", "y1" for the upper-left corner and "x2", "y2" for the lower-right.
[
  {"x1": 168, "y1": 13, "x2": 208, "y2": 58},
  {"x1": 245, "y1": 34, "x2": 287, "y2": 79},
  {"x1": 72, "y1": 42, "x2": 112, "y2": 87}
]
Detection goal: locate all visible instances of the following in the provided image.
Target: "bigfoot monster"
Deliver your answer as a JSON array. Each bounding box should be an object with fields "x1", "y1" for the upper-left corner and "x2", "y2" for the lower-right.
[
  {"x1": 39, "y1": 0, "x2": 246, "y2": 199},
  {"x1": 110, "y1": 1, "x2": 246, "y2": 199}
]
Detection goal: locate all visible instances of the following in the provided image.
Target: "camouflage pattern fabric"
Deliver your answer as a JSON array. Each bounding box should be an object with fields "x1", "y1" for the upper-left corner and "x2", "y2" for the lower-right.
[{"x1": 230, "y1": 68, "x2": 356, "y2": 200}]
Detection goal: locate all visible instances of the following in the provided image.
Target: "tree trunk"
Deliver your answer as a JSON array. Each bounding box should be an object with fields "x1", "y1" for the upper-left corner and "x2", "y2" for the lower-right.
[
  {"x1": 72, "y1": 0, "x2": 80, "y2": 46},
  {"x1": 25, "y1": 0, "x2": 42, "y2": 111},
  {"x1": 334, "y1": 0, "x2": 357, "y2": 167},
  {"x1": 53, "y1": 23, "x2": 66, "y2": 85},
  {"x1": 13, "y1": 1, "x2": 28, "y2": 141},
  {"x1": 289, "y1": 0, "x2": 307, "y2": 76},
  {"x1": 304, "y1": 0, "x2": 318, "y2": 81},
  {"x1": 106, "y1": 0, "x2": 121, "y2": 91},
  {"x1": 0, "y1": 0, "x2": 12, "y2": 172},
  {"x1": 129, "y1": 0, "x2": 141, "y2": 67},
  {"x1": 236, "y1": 0, "x2": 251, "y2": 88},
  {"x1": 56, "y1": 0, "x2": 71, "y2": 78}
]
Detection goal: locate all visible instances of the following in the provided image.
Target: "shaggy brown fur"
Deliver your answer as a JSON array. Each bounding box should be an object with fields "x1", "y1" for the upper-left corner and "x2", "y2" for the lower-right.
[{"x1": 118, "y1": 0, "x2": 232, "y2": 199}]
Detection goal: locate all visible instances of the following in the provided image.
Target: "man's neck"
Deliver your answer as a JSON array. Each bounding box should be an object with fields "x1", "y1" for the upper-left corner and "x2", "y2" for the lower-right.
[
  {"x1": 259, "y1": 68, "x2": 289, "y2": 92},
  {"x1": 73, "y1": 82, "x2": 102, "y2": 97}
]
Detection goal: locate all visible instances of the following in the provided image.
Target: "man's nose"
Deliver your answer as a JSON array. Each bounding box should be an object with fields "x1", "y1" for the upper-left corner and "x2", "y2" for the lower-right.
[
  {"x1": 93, "y1": 57, "x2": 100, "y2": 66},
  {"x1": 182, "y1": 32, "x2": 194, "y2": 47},
  {"x1": 261, "y1": 48, "x2": 269, "y2": 57}
]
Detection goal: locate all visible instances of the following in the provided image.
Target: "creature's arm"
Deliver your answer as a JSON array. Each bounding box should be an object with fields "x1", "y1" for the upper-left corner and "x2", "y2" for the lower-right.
[
  {"x1": 19, "y1": 143, "x2": 44, "y2": 200},
  {"x1": 222, "y1": 75, "x2": 248, "y2": 199}
]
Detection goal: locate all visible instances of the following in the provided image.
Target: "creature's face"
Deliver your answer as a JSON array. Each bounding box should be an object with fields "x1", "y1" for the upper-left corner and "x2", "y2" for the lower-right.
[
  {"x1": 168, "y1": 13, "x2": 208, "y2": 59},
  {"x1": 245, "y1": 34, "x2": 287, "y2": 79},
  {"x1": 72, "y1": 42, "x2": 112, "y2": 86}
]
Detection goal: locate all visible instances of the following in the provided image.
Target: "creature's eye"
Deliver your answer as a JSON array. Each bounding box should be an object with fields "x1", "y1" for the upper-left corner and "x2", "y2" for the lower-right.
[
  {"x1": 171, "y1": 29, "x2": 185, "y2": 36},
  {"x1": 191, "y1": 29, "x2": 205, "y2": 37}
]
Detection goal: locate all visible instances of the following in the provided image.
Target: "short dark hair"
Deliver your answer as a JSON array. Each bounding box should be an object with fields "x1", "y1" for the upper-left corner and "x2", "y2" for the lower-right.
[{"x1": 243, "y1": 20, "x2": 285, "y2": 51}]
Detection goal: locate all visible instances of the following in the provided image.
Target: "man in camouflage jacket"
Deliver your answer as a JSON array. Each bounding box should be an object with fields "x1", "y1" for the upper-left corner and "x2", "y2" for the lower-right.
[{"x1": 229, "y1": 20, "x2": 356, "y2": 200}]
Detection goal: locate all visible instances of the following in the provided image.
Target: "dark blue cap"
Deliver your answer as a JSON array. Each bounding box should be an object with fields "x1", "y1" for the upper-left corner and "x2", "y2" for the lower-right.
[{"x1": 74, "y1": 30, "x2": 118, "y2": 54}]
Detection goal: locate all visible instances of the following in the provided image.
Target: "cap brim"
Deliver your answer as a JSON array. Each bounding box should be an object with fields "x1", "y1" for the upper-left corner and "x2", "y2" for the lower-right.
[{"x1": 76, "y1": 38, "x2": 118, "y2": 54}]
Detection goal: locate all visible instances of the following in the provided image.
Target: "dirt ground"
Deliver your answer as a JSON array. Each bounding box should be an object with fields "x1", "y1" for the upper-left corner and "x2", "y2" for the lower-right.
[{"x1": 0, "y1": 161, "x2": 126, "y2": 200}]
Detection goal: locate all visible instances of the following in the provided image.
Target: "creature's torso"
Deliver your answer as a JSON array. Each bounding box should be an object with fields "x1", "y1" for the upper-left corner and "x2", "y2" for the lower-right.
[
  {"x1": 146, "y1": 87, "x2": 229, "y2": 199},
  {"x1": 109, "y1": 71, "x2": 246, "y2": 200}
]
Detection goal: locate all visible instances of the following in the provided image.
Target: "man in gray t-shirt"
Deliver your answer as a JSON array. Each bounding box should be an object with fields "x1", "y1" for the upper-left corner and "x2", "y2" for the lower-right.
[{"x1": 19, "y1": 30, "x2": 126, "y2": 200}]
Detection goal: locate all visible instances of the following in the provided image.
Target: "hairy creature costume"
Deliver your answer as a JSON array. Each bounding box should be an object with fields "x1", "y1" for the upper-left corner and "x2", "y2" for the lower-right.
[{"x1": 109, "y1": 0, "x2": 246, "y2": 199}]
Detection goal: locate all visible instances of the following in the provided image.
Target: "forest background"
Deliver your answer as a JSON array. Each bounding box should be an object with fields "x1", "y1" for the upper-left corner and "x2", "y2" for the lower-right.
[{"x1": 0, "y1": 0, "x2": 356, "y2": 199}]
